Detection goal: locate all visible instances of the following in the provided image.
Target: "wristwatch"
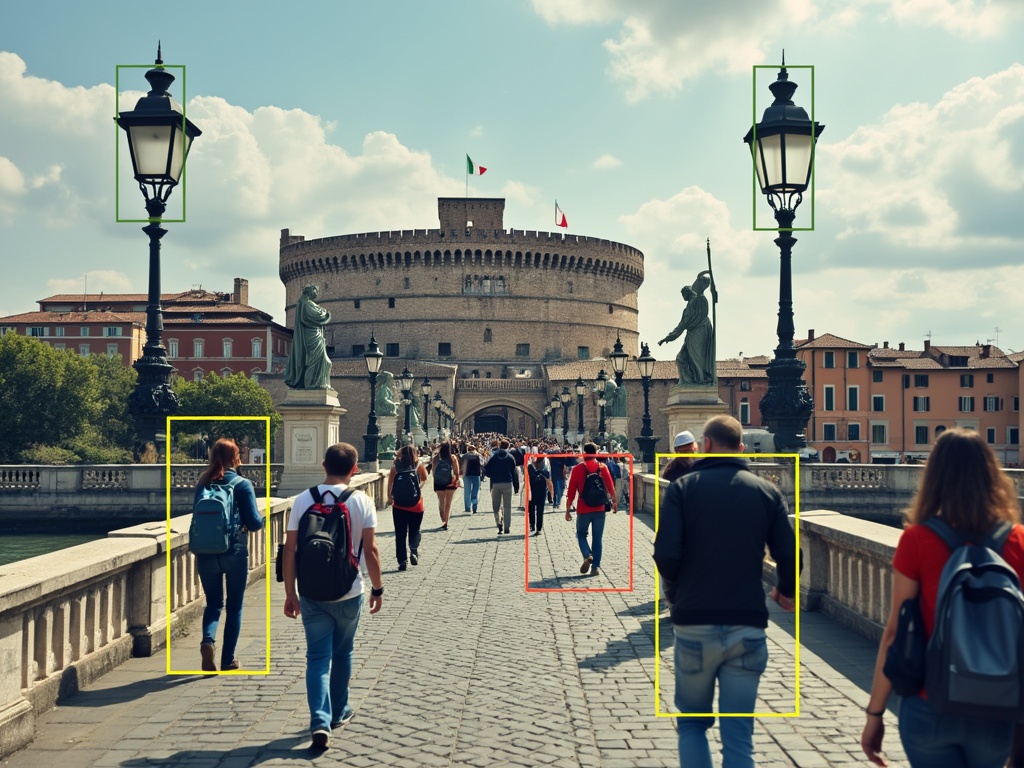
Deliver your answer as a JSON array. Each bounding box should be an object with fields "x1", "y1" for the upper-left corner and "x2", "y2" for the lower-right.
[{"x1": 370, "y1": 586, "x2": 384, "y2": 597}]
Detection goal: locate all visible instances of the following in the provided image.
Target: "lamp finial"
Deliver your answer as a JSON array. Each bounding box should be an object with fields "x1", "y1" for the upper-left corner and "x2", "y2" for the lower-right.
[{"x1": 156, "y1": 41, "x2": 162, "y2": 66}]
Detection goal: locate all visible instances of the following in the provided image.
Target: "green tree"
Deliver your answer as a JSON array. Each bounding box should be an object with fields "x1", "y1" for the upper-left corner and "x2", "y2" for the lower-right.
[
  {"x1": 0, "y1": 334, "x2": 101, "y2": 462},
  {"x1": 87, "y1": 352, "x2": 136, "y2": 451},
  {"x1": 174, "y1": 372, "x2": 281, "y2": 454}
]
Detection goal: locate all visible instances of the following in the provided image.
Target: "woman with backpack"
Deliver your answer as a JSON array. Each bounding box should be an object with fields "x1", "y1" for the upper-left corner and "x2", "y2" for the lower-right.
[
  {"x1": 861, "y1": 428, "x2": 1024, "y2": 768},
  {"x1": 387, "y1": 444, "x2": 428, "y2": 571},
  {"x1": 432, "y1": 440, "x2": 460, "y2": 530},
  {"x1": 192, "y1": 438, "x2": 263, "y2": 672}
]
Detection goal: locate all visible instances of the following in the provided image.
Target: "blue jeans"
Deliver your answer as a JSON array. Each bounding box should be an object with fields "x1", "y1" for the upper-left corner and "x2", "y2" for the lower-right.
[
  {"x1": 300, "y1": 594, "x2": 363, "y2": 732},
  {"x1": 463, "y1": 475, "x2": 481, "y2": 511},
  {"x1": 673, "y1": 624, "x2": 768, "y2": 768},
  {"x1": 553, "y1": 477, "x2": 566, "y2": 507},
  {"x1": 898, "y1": 694, "x2": 1013, "y2": 768},
  {"x1": 195, "y1": 541, "x2": 249, "y2": 667},
  {"x1": 575, "y1": 512, "x2": 606, "y2": 567}
]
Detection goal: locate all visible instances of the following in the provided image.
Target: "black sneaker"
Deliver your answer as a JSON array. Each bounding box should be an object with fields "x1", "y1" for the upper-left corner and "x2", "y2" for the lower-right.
[
  {"x1": 497, "y1": 526, "x2": 503, "y2": 535},
  {"x1": 311, "y1": 729, "x2": 330, "y2": 749},
  {"x1": 410, "y1": 551, "x2": 419, "y2": 566},
  {"x1": 504, "y1": 528, "x2": 510, "y2": 534},
  {"x1": 398, "y1": 563, "x2": 407, "y2": 571}
]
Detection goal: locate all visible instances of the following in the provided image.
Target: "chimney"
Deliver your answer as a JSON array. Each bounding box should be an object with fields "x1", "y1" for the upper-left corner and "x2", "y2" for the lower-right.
[
  {"x1": 924, "y1": 340, "x2": 931, "y2": 353},
  {"x1": 982, "y1": 344, "x2": 991, "y2": 359},
  {"x1": 899, "y1": 342, "x2": 905, "y2": 351},
  {"x1": 883, "y1": 341, "x2": 889, "y2": 349},
  {"x1": 233, "y1": 278, "x2": 249, "y2": 306},
  {"x1": 807, "y1": 329, "x2": 815, "y2": 342}
]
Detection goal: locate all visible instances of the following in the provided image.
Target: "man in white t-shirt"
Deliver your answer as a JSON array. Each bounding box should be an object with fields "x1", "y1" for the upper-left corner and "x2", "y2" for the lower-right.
[{"x1": 282, "y1": 443, "x2": 383, "y2": 751}]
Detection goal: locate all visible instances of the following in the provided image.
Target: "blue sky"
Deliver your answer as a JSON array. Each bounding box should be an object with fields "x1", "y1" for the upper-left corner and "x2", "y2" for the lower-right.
[{"x1": 1, "y1": 0, "x2": 1022, "y2": 361}]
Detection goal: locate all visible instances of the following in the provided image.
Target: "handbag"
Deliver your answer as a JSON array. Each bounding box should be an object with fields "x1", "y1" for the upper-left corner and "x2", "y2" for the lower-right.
[
  {"x1": 883, "y1": 595, "x2": 926, "y2": 696},
  {"x1": 275, "y1": 543, "x2": 284, "y2": 583}
]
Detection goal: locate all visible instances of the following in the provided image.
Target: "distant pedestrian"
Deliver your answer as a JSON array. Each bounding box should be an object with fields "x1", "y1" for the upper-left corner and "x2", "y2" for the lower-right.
[
  {"x1": 432, "y1": 441, "x2": 460, "y2": 530},
  {"x1": 861, "y1": 428, "x2": 1024, "y2": 768},
  {"x1": 484, "y1": 439, "x2": 518, "y2": 535},
  {"x1": 662, "y1": 430, "x2": 697, "y2": 483},
  {"x1": 193, "y1": 438, "x2": 264, "y2": 672},
  {"x1": 459, "y1": 444, "x2": 483, "y2": 514},
  {"x1": 654, "y1": 415, "x2": 797, "y2": 768},
  {"x1": 282, "y1": 443, "x2": 383, "y2": 750},
  {"x1": 527, "y1": 453, "x2": 554, "y2": 535},
  {"x1": 605, "y1": 454, "x2": 623, "y2": 513},
  {"x1": 387, "y1": 444, "x2": 427, "y2": 571},
  {"x1": 565, "y1": 442, "x2": 616, "y2": 577}
]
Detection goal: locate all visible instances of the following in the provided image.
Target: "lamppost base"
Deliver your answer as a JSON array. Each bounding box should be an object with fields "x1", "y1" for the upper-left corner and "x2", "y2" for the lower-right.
[
  {"x1": 128, "y1": 354, "x2": 179, "y2": 458},
  {"x1": 760, "y1": 355, "x2": 812, "y2": 452},
  {"x1": 635, "y1": 435, "x2": 660, "y2": 472}
]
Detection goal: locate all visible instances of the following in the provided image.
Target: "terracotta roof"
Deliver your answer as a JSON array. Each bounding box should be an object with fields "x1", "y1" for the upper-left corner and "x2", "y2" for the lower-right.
[
  {"x1": 0, "y1": 310, "x2": 145, "y2": 324},
  {"x1": 1008, "y1": 351, "x2": 1024, "y2": 364},
  {"x1": 164, "y1": 314, "x2": 270, "y2": 325},
  {"x1": 897, "y1": 358, "x2": 944, "y2": 370},
  {"x1": 546, "y1": 360, "x2": 679, "y2": 381},
  {"x1": 966, "y1": 357, "x2": 1016, "y2": 370},
  {"x1": 870, "y1": 348, "x2": 921, "y2": 360},
  {"x1": 717, "y1": 359, "x2": 769, "y2": 378},
  {"x1": 930, "y1": 345, "x2": 1006, "y2": 358},
  {"x1": 40, "y1": 289, "x2": 228, "y2": 304},
  {"x1": 162, "y1": 303, "x2": 269, "y2": 315},
  {"x1": 796, "y1": 332, "x2": 871, "y2": 350},
  {"x1": 327, "y1": 359, "x2": 458, "y2": 378},
  {"x1": 743, "y1": 355, "x2": 771, "y2": 366}
]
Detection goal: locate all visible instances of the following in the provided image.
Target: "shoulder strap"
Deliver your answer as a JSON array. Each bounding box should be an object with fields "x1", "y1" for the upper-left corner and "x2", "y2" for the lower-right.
[
  {"x1": 923, "y1": 517, "x2": 964, "y2": 551},
  {"x1": 309, "y1": 486, "x2": 323, "y2": 505},
  {"x1": 225, "y1": 475, "x2": 245, "y2": 489},
  {"x1": 985, "y1": 520, "x2": 1015, "y2": 554}
]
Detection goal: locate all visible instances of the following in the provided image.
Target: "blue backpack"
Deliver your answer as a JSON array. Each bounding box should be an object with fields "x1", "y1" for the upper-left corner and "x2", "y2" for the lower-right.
[
  {"x1": 924, "y1": 518, "x2": 1024, "y2": 722},
  {"x1": 189, "y1": 475, "x2": 244, "y2": 555}
]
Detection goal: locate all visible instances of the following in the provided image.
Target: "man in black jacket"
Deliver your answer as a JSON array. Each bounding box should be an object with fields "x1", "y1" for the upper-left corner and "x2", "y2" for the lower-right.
[
  {"x1": 484, "y1": 440, "x2": 519, "y2": 534},
  {"x1": 653, "y1": 415, "x2": 797, "y2": 768}
]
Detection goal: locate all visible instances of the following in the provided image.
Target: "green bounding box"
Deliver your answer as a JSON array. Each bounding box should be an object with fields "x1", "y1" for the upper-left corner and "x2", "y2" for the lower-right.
[
  {"x1": 115, "y1": 63, "x2": 191, "y2": 224},
  {"x1": 165, "y1": 415, "x2": 272, "y2": 676},
  {"x1": 749, "y1": 64, "x2": 818, "y2": 233},
  {"x1": 653, "y1": 453, "x2": 801, "y2": 717}
]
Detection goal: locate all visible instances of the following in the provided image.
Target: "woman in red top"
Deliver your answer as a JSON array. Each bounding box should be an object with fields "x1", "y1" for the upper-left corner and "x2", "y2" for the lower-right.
[
  {"x1": 387, "y1": 445, "x2": 428, "y2": 571},
  {"x1": 861, "y1": 428, "x2": 1023, "y2": 768}
]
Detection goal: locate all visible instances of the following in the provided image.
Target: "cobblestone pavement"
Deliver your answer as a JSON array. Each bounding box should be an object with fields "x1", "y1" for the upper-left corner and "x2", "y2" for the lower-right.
[{"x1": 3, "y1": 484, "x2": 908, "y2": 767}]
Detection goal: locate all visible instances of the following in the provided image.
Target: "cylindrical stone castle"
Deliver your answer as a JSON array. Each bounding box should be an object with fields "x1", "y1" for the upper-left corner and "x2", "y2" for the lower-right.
[{"x1": 279, "y1": 197, "x2": 644, "y2": 366}]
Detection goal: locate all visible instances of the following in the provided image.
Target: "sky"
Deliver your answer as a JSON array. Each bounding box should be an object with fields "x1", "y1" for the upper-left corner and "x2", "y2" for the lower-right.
[{"x1": 1, "y1": 0, "x2": 1022, "y2": 362}]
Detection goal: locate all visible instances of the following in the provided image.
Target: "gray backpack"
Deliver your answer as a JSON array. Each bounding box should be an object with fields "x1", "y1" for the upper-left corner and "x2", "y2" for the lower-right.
[{"x1": 924, "y1": 517, "x2": 1024, "y2": 721}]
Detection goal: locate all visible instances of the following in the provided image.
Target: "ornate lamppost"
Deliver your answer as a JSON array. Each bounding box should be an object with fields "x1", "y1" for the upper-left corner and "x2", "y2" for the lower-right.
[
  {"x1": 542, "y1": 405, "x2": 550, "y2": 436},
  {"x1": 363, "y1": 335, "x2": 383, "y2": 462},
  {"x1": 116, "y1": 45, "x2": 201, "y2": 456},
  {"x1": 560, "y1": 386, "x2": 572, "y2": 446},
  {"x1": 421, "y1": 376, "x2": 432, "y2": 444},
  {"x1": 744, "y1": 57, "x2": 824, "y2": 451},
  {"x1": 610, "y1": 334, "x2": 629, "y2": 389},
  {"x1": 550, "y1": 393, "x2": 560, "y2": 441},
  {"x1": 575, "y1": 375, "x2": 586, "y2": 440},
  {"x1": 399, "y1": 367, "x2": 414, "y2": 445},
  {"x1": 596, "y1": 369, "x2": 608, "y2": 449},
  {"x1": 635, "y1": 343, "x2": 659, "y2": 465},
  {"x1": 433, "y1": 392, "x2": 443, "y2": 440}
]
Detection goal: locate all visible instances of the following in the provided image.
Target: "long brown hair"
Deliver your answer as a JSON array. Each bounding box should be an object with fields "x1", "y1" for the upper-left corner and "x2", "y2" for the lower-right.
[
  {"x1": 438, "y1": 440, "x2": 453, "y2": 462},
  {"x1": 906, "y1": 427, "x2": 1020, "y2": 533},
  {"x1": 395, "y1": 444, "x2": 418, "y2": 470},
  {"x1": 197, "y1": 438, "x2": 241, "y2": 488}
]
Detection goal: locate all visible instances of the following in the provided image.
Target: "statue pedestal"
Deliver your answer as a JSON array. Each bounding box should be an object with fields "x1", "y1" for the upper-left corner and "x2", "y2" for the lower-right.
[
  {"x1": 411, "y1": 427, "x2": 426, "y2": 448},
  {"x1": 377, "y1": 415, "x2": 398, "y2": 460},
  {"x1": 276, "y1": 388, "x2": 347, "y2": 496},
  {"x1": 662, "y1": 385, "x2": 729, "y2": 449},
  {"x1": 607, "y1": 417, "x2": 629, "y2": 453}
]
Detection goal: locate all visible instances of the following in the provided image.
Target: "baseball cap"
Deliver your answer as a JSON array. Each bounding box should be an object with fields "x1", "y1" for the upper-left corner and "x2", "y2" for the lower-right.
[{"x1": 673, "y1": 431, "x2": 696, "y2": 449}]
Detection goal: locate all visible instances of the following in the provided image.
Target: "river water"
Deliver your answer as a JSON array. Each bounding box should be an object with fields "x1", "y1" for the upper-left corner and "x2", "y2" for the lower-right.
[{"x1": 0, "y1": 533, "x2": 104, "y2": 567}]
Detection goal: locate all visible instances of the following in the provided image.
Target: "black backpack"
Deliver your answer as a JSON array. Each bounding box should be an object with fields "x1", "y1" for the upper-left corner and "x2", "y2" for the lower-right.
[
  {"x1": 924, "y1": 518, "x2": 1024, "y2": 721},
  {"x1": 295, "y1": 487, "x2": 363, "y2": 601},
  {"x1": 433, "y1": 458, "x2": 453, "y2": 486},
  {"x1": 392, "y1": 466, "x2": 421, "y2": 507},
  {"x1": 464, "y1": 454, "x2": 481, "y2": 476},
  {"x1": 581, "y1": 465, "x2": 612, "y2": 508}
]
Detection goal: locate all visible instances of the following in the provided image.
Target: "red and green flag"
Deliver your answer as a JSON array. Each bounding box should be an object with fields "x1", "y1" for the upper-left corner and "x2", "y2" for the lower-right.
[
  {"x1": 555, "y1": 201, "x2": 567, "y2": 228},
  {"x1": 466, "y1": 155, "x2": 487, "y2": 176}
]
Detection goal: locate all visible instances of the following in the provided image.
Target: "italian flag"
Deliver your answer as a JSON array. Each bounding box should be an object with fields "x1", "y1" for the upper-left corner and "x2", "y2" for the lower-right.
[
  {"x1": 466, "y1": 155, "x2": 487, "y2": 176},
  {"x1": 555, "y1": 201, "x2": 568, "y2": 228}
]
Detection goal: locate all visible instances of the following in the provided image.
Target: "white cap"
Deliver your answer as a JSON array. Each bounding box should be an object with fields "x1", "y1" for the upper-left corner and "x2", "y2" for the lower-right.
[{"x1": 673, "y1": 431, "x2": 696, "y2": 448}]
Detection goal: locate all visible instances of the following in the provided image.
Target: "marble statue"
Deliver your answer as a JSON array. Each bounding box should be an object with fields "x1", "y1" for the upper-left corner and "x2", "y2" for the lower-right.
[
  {"x1": 603, "y1": 378, "x2": 628, "y2": 418},
  {"x1": 658, "y1": 271, "x2": 716, "y2": 387},
  {"x1": 284, "y1": 284, "x2": 332, "y2": 389},
  {"x1": 374, "y1": 370, "x2": 398, "y2": 417}
]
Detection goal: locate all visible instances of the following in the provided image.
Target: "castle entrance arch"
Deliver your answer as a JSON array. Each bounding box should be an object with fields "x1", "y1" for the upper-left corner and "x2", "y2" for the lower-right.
[
  {"x1": 474, "y1": 408, "x2": 508, "y2": 434},
  {"x1": 455, "y1": 397, "x2": 545, "y2": 438}
]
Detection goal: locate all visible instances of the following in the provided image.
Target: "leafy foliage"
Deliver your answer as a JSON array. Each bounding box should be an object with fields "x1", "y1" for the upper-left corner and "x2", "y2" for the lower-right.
[{"x1": 173, "y1": 371, "x2": 281, "y2": 453}]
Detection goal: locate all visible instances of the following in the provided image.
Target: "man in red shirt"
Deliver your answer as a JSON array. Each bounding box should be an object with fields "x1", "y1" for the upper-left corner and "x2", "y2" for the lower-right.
[{"x1": 565, "y1": 443, "x2": 617, "y2": 577}]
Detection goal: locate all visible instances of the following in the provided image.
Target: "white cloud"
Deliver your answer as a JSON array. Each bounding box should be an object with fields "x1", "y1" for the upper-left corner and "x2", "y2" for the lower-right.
[
  {"x1": 469, "y1": 125, "x2": 484, "y2": 138},
  {"x1": 500, "y1": 180, "x2": 538, "y2": 207},
  {"x1": 817, "y1": 63, "x2": 1024, "y2": 255},
  {"x1": 881, "y1": 0, "x2": 1021, "y2": 38},
  {"x1": 592, "y1": 153, "x2": 622, "y2": 169}
]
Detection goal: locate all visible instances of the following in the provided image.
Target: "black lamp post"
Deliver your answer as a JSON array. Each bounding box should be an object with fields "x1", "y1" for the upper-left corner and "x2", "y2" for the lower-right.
[
  {"x1": 610, "y1": 334, "x2": 629, "y2": 389},
  {"x1": 363, "y1": 334, "x2": 383, "y2": 462},
  {"x1": 433, "y1": 392, "x2": 443, "y2": 439},
  {"x1": 575, "y1": 375, "x2": 586, "y2": 439},
  {"x1": 550, "y1": 394, "x2": 560, "y2": 440},
  {"x1": 116, "y1": 45, "x2": 201, "y2": 456},
  {"x1": 744, "y1": 57, "x2": 824, "y2": 451},
  {"x1": 560, "y1": 386, "x2": 571, "y2": 445},
  {"x1": 420, "y1": 376, "x2": 431, "y2": 443},
  {"x1": 399, "y1": 367, "x2": 414, "y2": 444},
  {"x1": 596, "y1": 369, "x2": 608, "y2": 449},
  {"x1": 542, "y1": 405, "x2": 549, "y2": 436},
  {"x1": 635, "y1": 343, "x2": 659, "y2": 464}
]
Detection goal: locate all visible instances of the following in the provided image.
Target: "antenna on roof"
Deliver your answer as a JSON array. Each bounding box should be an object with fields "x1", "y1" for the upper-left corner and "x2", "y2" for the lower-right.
[
  {"x1": 994, "y1": 326, "x2": 1001, "y2": 346},
  {"x1": 83, "y1": 274, "x2": 87, "y2": 312}
]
